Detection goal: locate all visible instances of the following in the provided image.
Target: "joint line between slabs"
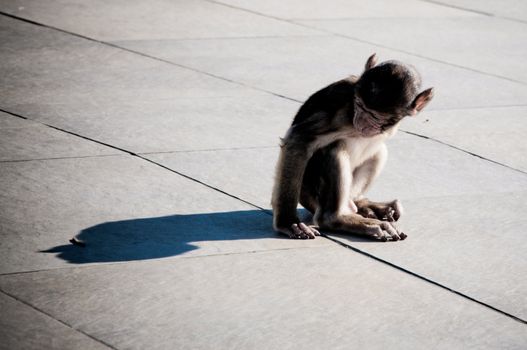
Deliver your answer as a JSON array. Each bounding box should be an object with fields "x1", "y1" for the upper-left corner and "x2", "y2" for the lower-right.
[
  {"x1": 0, "y1": 11, "x2": 301, "y2": 104},
  {"x1": 0, "y1": 107, "x2": 268, "y2": 212},
  {"x1": 416, "y1": 0, "x2": 527, "y2": 24},
  {"x1": 1, "y1": 107, "x2": 526, "y2": 326},
  {"x1": 321, "y1": 234, "x2": 527, "y2": 325},
  {"x1": 2, "y1": 11, "x2": 527, "y2": 324},
  {"x1": 0, "y1": 288, "x2": 118, "y2": 349},
  {"x1": 204, "y1": 0, "x2": 527, "y2": 86},
  {"x1": 417, "y1": 0, "x2": 494, "y2": 17},
  {"x1": 401, "y1": 130, "x2": 527, "y2": 176},
  {"x1": 2, "y1": 8, "x2": 526, "y2": 98}
]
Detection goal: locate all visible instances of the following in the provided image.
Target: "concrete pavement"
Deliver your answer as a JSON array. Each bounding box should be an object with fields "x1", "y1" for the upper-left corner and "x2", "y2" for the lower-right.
[{"x1": 1, "y1": 1, "x2": 526, "y2": 349}]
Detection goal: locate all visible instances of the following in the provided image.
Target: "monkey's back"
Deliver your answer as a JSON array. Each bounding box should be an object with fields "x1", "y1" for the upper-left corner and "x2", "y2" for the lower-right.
[{"x1": 291, "y1": 79, "x2": 356, "y2": 129}]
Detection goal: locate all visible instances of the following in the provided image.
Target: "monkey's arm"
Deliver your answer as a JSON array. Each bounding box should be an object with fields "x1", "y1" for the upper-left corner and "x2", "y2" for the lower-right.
[
  {"x1": 271, "y1": 81, "x2": 354, "y2": 239},
  {"x1": 271, "y1": 139, "x2": 320, "y2": 239}
]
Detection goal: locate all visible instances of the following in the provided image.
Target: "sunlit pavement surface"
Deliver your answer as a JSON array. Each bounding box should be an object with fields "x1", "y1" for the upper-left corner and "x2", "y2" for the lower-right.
[{"x1": 1, "y1": 1, "x2": 527, "y2": 349}]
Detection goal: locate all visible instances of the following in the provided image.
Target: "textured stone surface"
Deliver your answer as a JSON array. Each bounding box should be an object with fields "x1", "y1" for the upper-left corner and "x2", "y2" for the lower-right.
[
  {"x1": 0, "y1": 0, "x2": 320, "y2": 40},
  {"x1": 431, "y1": 0, "x2": 527, "y2": 21},
  {"x1": 0, "y1": 155, "x2": 328, "y2": 274},
  {"x1": 0, "y1": 112, "x2": 119, "y2": 161},
  {"x1": 400, "y1": 106, "x2": 527, "y2": 172},
  {"x1": 329, "y1": 191, "x2": 527, "y2": 320},
  {"x1": 146, "y1": 134, "x2": 527, "y2": 320},
  {"x1": 1, "y1": 246, "x2": 526, "y2": 350},
  {"x1": 0, "y1": 16, "x2": 298, "y2": 153},
  {"x1": 117, "y1": 36, "x2": 527, "y2": 108},
  {"x1": 1, "y1": 0, "x2": 527, "y2": 348},
  {"x1": 0, "y1": 16, "x2": 252, "y2": 108},
  {"x1": 214, "y1": 0, "x2": 477, "y2": 19},
  {"x1": 0, "y1": 293, "x2": 110, "y2": 350},
  {"x1": 298, "y1": 17, "x2": 527, "y2": 83},
  {"x1": 145, "y1": 132, "x2": 527, "y2": 209}
]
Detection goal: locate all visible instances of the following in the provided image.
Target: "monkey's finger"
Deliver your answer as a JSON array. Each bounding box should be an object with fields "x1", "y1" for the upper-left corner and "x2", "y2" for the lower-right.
[
  {"x1": 381, "y1": 222, "x2": 400, "y2": 241},
  {"x1": 369, "y1": 225, "x2": 389, "y2": 242},
  {"x1": 391, "y1": 200, "x2": 404, "y2": 221},
  {"x1": 361, "y1": 207, "x2": 377, "y2": 219},
  {"x1": 385, "y1": 211, "x2": 395, "y2": 222},
  {"x1": 299, "y1": 223, "x2": 316, "y2": 239},
  {"x1": 399, "y1": 232, "x2": 408, "y2": 240},
  {"x1": 290, "y1": 224, "x2": 301, "y2": 239},
  {"x1": 307, "y1": 224, "x2": 321, "y2": 236},
  {"x1": 291, "y1": 224, "x2": 309, "y2": 239}
]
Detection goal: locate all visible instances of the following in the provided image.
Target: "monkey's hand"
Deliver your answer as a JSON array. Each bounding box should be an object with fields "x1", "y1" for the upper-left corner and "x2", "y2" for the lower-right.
[
  {"x1": 356, "y1": 199, "x2": 404, "y2": 222},
  {"x1": 276, "y1": 223, "x2": 320, "y2": 239}
]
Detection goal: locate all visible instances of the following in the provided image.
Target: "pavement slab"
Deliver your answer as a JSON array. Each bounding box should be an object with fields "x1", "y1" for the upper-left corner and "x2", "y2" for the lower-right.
[
  {"x1": 0, "y1": 15, "x2": 300, "y2": 153},
  {"x1": 1, "y1": 0, "x2": 527, "y2": 348},
  {"x1": 0, "y1": 0, "x2": 321, "y2": 41},
  {"x1": 145, "y1": 132, "x2": 527, "y2": 209},
  {"x1": 0, "y1": 292, "x2": 110, "y2": 350},
  {"x1": 329, "y1": 190, "x2": 527, "y2": 320},
  {"x1": 0, "y1": 111, "x2": 120, "y2": 161},
  {"x1": 0, "y1": 16, "x2": 253, "y2": 107},
  {"x1": 0, "y1": 155, "x2": 328, "y2": 274},
  {"x1": 297, "y1": 17, "x2": 527, "y2": 83},
  {"x1": 145, "y1": 133, "x2": 527, "y2": 320},
  {"x1": 1, "y1": 246, "x2": 526, "y2": 350},
  {"x1": 116, "y1": 36, "x2": 527, "y2": 108},
  {"x1": 430, "y1": 0, "x2": 527, "y2": 22},
  {"x1": 214, "y1": 0, "x2": 477, "y2": 19},
  {"x1": 399, "y1": 106, "x2": 527, "y2": 173}
]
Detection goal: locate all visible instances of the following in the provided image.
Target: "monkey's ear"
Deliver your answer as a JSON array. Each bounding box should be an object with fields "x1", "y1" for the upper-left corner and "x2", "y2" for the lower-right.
[
  {"x1": 365, "y1": 53, "x2": 377, "y2": 70},
  {"x1": 410, "y1": 87, "x2": 434, "y2": 115}
]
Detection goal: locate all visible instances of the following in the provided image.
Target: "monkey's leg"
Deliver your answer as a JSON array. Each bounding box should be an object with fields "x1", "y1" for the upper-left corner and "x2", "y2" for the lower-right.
[
  {"x1": 349, "y1": 144, "x2": 387, "y2": 200},
  {"x1": 348, "y1": 146, "x2": 405, "y2": 224},
  {"x1": 313, "y1": 143, "x2": 403, "y2": 241},
  {"x1": 319, "y1": 213, "x2": 404, "y2": 241}
]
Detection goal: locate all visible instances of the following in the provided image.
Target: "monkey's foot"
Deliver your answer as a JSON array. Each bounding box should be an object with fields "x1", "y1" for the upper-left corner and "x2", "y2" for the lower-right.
[
  {"x1": 289, "y1": 223, "x2": 320, "y2": 239},
  {"x1": 356, "y1": 199, "x2": 403, "y2": 222},
  {"x1": 318, "y1": 214, "x2": 406, "y2": 241}
]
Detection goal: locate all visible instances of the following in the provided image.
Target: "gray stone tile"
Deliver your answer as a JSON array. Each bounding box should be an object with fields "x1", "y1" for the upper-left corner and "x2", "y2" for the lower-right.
[
  {"x1": 117, "y1": 36, "x2": 527, "y2": 109},
  {"x1": 26, "y1": 95, "x2": 298, "y2": 153},
  {"x1": 297, "y1": 17, "x2": 527, "y2": 83},
  {"x1": 146, "y1": 134, "x2": 527, "y2": 319},
  {"x1": 431, "y1": 0, "x2": 527, "y2": 22},
  {"x1": 0, "y1": 292, "x2": 110, "y2": 350},
  {"x1": 369, "y1": 131, "x2": 527, "y2": 201},
  {"x1": 0, "y1": 15, "x2": 257, "y2": 107},
  {"x1": 215, "y1": 0, "x2": 476, "y2": 19},
  {"x1": 0, "y1": 16, "x2": 298, "y2": 153},
  {"x1": 400, "y1": 106, "x2": 527, "y2": 173},
  {"x1": 0, "y1": 155, "x2": 328, "y2": 274},
  {"x1": 0, "y1": 112, "x2": 119, "y2": 161},
  {"x1": 328, "y1": 191, "x2": 527, "y2": 320},
  {"x1": 0, "y1": 0, "x2": 320, "y2": 41},
  {"x1": 145, "y1": 132, "x2": 527, "y2": 209},
  {"x1": 0, "y1": 112, "x2": 30, "y2": 129},
  {"x1": 146, "y1": 147, "x2": 280, "y2": 209},
  {"x1": 1, "y1": 246, "x2": 526, "y2": 349}
]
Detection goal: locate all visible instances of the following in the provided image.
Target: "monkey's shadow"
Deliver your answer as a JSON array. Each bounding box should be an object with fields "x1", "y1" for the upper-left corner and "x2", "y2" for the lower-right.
[{"x1": 41, "y1": 210, "x2": 284, "y2": 264}]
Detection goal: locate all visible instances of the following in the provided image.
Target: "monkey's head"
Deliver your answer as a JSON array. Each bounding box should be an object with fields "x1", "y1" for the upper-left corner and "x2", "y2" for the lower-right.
[{"x1": 354, "y1": 54, "x2": 434, "y2": 137}]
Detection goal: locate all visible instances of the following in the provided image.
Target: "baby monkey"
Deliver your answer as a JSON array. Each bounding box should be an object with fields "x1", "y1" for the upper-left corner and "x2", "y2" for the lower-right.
[{"x1": 272, "y1": 54, "x2": 433, "y2": 241}]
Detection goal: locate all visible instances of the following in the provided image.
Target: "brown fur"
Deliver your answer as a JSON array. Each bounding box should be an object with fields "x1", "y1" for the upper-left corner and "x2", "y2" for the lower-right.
[{"x1": 272, "y1": 54, "x2": 433, "y2": 240}]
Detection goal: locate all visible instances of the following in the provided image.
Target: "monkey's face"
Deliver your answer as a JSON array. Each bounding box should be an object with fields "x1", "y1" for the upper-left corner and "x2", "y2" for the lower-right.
[
  {"x1": 354, "y1": 61, "x2": 423, "y2": 136},
  {"x1": 353, "y1": 95, "x2": 404, "y2": 136}
]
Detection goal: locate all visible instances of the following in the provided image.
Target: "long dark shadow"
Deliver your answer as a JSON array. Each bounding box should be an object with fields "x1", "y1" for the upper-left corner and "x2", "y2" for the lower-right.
[{"x1": 41, "y1": 210, "x2": 282, "y2": 263}]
